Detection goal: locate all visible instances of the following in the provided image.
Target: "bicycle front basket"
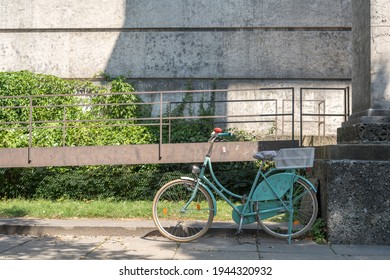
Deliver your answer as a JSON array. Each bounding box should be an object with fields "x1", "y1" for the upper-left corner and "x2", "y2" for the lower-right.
[{"x1": 274, "y1": 148, "x2": 315, "y2": 169}]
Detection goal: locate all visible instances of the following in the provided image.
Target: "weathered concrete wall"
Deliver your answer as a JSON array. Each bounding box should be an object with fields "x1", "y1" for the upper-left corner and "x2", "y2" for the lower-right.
[
  {"x1": 338, "y1": 0, "x2": 390, "y2": 143},
  {"x1": 314, "y1": 159, "x2": 390, "y2": 245},
  {"x1": 315, "y1": 0, "x2": 390, "y2": 245},
  {"x1": 0, "y1": 0, "x2": 352, "y2": 81},
  {"x1": 350, "y1": 0, "x2": 390, "y2": 118},
  {"x1": 0, "y1": 1, "x2": 352, "y2": 139},
  {"x1": 314, "y1": 144, "x2": 390, "y2": 245}
]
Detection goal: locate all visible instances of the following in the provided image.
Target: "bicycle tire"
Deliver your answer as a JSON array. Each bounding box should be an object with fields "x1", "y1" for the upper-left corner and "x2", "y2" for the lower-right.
[
  {"x1": 152, "y1": 179, "x2": 214, "y2": 242},
  {"x1": 254, "y1": 178, "x2": 318, "y2": 239}
]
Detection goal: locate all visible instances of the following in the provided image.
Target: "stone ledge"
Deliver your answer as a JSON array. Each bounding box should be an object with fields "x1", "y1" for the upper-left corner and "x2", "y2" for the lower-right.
[
  {"x1": 337, "y1": 122, "x2": 390, "y2": 144},
  {"x1": 315, "y1": 144, "x2": 390, "y2": 161}
]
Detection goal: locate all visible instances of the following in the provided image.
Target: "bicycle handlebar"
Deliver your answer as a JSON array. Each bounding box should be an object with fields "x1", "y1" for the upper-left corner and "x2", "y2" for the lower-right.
[
  {"x1": 207, "y1": 128, "x2": 233, "y2": 155},
  {"x1": 209, "y1": 128, "x2": 233, "y2": 142},
  {"x1": 217, "y1": 132, "x2": 233, "y2": 137}
]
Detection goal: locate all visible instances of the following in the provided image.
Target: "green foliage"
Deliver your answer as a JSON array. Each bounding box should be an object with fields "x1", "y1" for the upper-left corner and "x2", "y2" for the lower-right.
[
  {"x1": 166, "y1": 80, "x2": 217, "y2": 143},
  {"x1": 0, "y1": 71, "x2": 156, "y2": 147},
  {"x1": 0, "y1": 73, "x2": 263, "y2": 203},
  {"x1": 0, "y1": 165, "x2": 162, "y2": 200},
  {"x1": 208, "y1": 162, "x2": 258, "y2": 198},
  {"x1": 0, "y1": 168, "x2": 49, "y2": 199},
  {"x1": 308, "y1": 218, "x2": 327, "y2": 244},
  {"x1": 34, "y1": 166, "x2": 159, "y2": 201}
]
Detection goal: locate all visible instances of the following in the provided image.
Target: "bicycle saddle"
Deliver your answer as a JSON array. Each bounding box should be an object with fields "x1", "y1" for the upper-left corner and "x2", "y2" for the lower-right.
[{"x1": 253, "y1": 150, "x2": 277, "y2": 160}]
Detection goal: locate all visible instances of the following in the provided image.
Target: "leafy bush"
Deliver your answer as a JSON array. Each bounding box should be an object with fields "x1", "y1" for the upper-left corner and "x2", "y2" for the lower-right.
[
  {"x1": 0, "y1": 71, "x2": 156, "y2": 147},
  {"x1": 0, "y1": 72, "x2": 261, "y2": 201},
  {"x1": 33, "y1": 166, "x2": 160, "y2": 201}
]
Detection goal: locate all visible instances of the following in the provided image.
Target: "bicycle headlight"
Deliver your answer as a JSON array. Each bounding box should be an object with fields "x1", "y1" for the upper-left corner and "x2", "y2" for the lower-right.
[{"x1": 192, "y1": 165, "x2": 201, "y2": 174}]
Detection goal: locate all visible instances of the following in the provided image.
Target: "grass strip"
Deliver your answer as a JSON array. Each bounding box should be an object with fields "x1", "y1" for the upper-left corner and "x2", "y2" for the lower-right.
[{"x1": 0, "y1": 199, "x2": 234, "y2": 221}]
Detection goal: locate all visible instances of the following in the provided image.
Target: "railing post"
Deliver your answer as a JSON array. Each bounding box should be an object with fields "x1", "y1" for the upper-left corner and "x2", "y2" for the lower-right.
[
  {"x1": 299, "y1": 88, "x2": 303, "y2": 146},
  {"x1": 63, "y1": 106, "x2": 67, "y2": 147},
  {"x1": 168, "y1": 102, "x2": 171, "y2": 143},
  {"x1": 159, "y1": 92, "x2": 163, "y2": 160},
  {"x1": 28, "y1": 96, "x2": 33, "y2": 164},
  {"x1": 291, "y1": 87, "x2": 295, "y2": 147}
]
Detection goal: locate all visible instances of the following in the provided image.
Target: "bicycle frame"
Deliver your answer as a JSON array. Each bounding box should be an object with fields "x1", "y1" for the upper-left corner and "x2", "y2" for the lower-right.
[
  {"x1": 189, "y1": 154, "x2": 289, "y2": 221},
  {"x1": 152, "y1": 129, "x2": 318, "y2": 244},
  {"x1": 182, "y1": 132, "x2": 317, "y2": 233}
]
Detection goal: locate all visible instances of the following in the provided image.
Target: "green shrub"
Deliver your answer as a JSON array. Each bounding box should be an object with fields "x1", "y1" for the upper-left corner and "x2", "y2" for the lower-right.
[
  {"x1": 0, "y1": 71, "x2": 156, "y2": 148},
  {"x1": 0, "y1": 72, "x2": 262, "y2": 201}
]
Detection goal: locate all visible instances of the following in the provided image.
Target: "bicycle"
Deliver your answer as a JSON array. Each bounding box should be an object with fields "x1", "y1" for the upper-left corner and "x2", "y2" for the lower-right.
[{"x1": 152, "y1": 128, "x2": 318, "y2": 243}]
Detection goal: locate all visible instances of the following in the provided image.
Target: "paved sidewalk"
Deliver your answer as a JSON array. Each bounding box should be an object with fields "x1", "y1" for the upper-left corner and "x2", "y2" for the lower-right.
[{"x1": 0, "y1": 218, "x2": 390, "y2": 260}]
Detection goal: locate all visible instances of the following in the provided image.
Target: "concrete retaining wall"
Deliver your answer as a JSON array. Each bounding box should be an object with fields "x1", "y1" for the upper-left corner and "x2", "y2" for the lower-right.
[
  {"x1": 1, "y1": 0, "x2": 352, "y2": 81},
  {"x1": 0, "y1": 1, "x2": 352, "y2": 138}
]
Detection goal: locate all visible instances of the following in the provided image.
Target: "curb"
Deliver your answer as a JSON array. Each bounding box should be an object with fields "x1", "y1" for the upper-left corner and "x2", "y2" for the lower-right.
[{"x1": 0, "y1": 218, "x2": 263, "y2": 238}]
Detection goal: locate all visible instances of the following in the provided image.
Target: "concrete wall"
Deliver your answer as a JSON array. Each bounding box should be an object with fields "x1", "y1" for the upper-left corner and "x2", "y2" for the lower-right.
[
  {"x1": 351, "y1": 0, "x2": 390, "y2": 117},
  {"x1": 0, "y1": 1, "x2": 352, "y2": 139},
  {"x1": 1, "y1": 0, "x2": 352, "y2": 82}
]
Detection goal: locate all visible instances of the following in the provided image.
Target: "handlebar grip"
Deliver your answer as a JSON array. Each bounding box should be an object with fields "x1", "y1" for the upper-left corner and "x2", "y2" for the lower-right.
[{"x1": 217, "y1": 132, "x2": 233, "y2": 137}]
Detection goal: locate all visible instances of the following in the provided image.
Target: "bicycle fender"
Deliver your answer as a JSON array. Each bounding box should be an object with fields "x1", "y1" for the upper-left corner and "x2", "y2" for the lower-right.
[
  {"x1": 294, "y1": 174, "x2": 317, "y2": 192},
  {"x1": 252, "y1": 173, "x2": 297, "y2": 201},
  {"x1": 253, "y1": 173, "x2": 317, "y2": 202},
  {"x1": 180, "y1": 177, "x2": 217, "y2": 216}
]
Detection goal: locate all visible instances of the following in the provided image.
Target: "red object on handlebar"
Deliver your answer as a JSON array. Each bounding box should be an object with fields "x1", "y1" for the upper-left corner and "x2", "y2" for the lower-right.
[{"x1": 214, "y1": 128, "x2": 223, "y2": 133}]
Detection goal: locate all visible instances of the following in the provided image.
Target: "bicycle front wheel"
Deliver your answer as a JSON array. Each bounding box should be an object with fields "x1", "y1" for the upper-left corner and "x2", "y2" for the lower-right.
[
  {"x1": 255, "y1": 178, "x2": 318, "y2": 239},
  {"x1": 152, "y1": 179, "x2": 214, "y2": 242}
]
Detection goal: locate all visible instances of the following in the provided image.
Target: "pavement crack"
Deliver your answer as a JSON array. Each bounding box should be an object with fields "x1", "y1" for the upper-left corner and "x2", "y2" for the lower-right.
[
  {"x1": 170, "y1": 242, "x2": 181, "y2": 260},
  {"x1": 0, "y1": 236, "x2": 37, "y2": 254},
  {"x1": 80, "y1": 236, "x2": 111, "y2": 260}
]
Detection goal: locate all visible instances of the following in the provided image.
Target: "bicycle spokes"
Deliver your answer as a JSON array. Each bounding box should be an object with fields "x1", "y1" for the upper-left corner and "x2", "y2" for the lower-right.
[
  {"x1": 255, "y1": 178, "x2": 318, "y2": 240},
  {"x1": 152, "y1": 179, "x2": 214, "y2": 242}
]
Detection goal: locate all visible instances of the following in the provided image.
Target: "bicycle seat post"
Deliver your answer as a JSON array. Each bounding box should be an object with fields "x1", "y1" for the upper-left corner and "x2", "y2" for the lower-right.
[{"x1": 206, "y1": 132, "x2": 218, "y2": 157}]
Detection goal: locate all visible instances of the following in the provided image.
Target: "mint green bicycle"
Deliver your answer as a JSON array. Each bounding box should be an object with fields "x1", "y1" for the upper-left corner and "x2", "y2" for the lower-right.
[{"x1": 152, "y1": 128, "x2": 318, "y2": 243}]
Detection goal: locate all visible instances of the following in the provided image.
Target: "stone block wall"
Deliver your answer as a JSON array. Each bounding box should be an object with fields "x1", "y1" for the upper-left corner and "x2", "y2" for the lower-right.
[{"x1": 314, "y1": 156, "x2": 390, "y2": 245}]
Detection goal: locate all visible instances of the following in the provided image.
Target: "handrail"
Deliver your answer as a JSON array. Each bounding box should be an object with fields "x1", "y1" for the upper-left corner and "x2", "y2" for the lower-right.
[{"x1": 0, "y1": 86, "x2": 350, "y2": 152}]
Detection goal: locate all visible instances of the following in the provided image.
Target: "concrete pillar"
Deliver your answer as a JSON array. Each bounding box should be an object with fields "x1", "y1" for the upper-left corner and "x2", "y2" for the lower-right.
[
  {"x1": 337, "y1": 0, "x2": 390, "y2": 143},
  {"x1": 314, "y1": 0, "x2": 390, "y2": 244}
]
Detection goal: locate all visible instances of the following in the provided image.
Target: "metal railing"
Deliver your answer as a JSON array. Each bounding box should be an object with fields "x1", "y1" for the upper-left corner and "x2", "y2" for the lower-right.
[
  {"x1": 0, "y1": 88, "x2": 297, "y2": 160},
  {"x1": 299, "y1": 87, "x2": 350, "y2": 145},
  {"x1": 0, "y1": 86, "x2": 350, "y2": 160}
]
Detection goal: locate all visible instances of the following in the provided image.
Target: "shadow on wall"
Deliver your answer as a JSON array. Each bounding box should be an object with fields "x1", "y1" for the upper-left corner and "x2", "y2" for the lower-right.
[
  {"x1": 102, "y1": 1, "x2": 270, "y2": 92},
  {"x1": 371, "y1": 58, "x2": 390, "y2": 111},
  {"x1": 104, "y1": 1, "x2": 215, "y2": 91}
]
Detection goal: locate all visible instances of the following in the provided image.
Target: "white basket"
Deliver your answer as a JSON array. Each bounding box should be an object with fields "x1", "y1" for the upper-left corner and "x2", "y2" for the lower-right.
[{"x1": 274, "y1": 148, "x2": 315, "y2": 169}]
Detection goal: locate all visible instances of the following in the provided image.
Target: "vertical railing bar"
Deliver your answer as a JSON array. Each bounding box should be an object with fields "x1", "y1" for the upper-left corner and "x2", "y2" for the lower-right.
[
  {"x1": 317, "y1": 101, "x2": 321, "y2": 140},
  {"x1": 63, "y1": 106, "x2": 67, "y2": 147},
  {"x1": 323, "y1": 100, "x2": 326, "y2": 144},
  {"x1": 347, "y1": 86, "x2": 350, "y2": 118},
  {"x1": 168, "y1": 102, "x2": 172, "y2": 143},
  {"x1": 28, "y1": 96, "x2": 33, "y2": 164},
  {"x1": 282, "y1": 99, "x2": 285, "y2": 136},
  {"x1": 159, "y1": 92, "x2": 163, "y2": 160},
  {"x1": 275, "y1": 99, "x2": 278, "y2": 139},
  {"x1": 299, "y1": 88, "x2": 303, "y2": 147},
  {"x1": 345, "y1": 86, "x2": 350, "y2": 121},
  {"x1": 291, "y1": 87, "x2": 295, "y2": 147}
]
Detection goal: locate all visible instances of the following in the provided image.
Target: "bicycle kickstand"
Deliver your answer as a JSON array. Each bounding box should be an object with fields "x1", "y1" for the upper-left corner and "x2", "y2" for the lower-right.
[{"x1": 236, "y1": 216, "x2": 244, "y2": 236}]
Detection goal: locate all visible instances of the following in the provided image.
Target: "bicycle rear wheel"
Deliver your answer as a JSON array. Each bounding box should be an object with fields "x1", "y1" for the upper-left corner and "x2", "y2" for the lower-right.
[
  {"x1": 152, "y1": 179, "x2": 214, "y2": 242},
  {"x1": 255, "y1": 178, "x2": 318, "y2": 239}
]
